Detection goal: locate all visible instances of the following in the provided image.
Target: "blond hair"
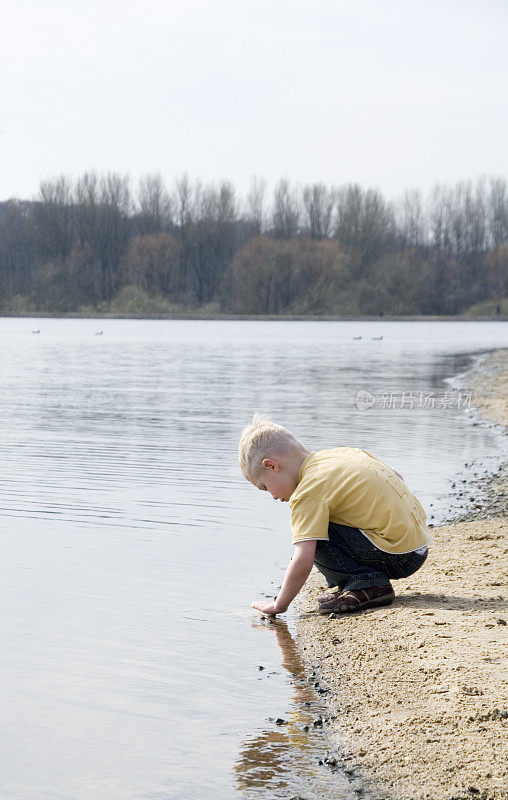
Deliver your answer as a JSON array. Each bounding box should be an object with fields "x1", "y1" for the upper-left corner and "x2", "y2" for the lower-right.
[{"x1": 238, "y1": 413, "x2": 303, "y2": 482}]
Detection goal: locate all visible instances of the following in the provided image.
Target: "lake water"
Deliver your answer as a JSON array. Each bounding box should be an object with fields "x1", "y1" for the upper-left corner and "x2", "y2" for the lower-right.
[{"x1": 0, "y1": 318, "x2": 506, "y2": 800}]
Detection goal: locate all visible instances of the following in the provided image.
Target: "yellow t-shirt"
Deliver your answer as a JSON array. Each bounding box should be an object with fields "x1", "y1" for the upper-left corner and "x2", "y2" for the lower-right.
[{"x1": 289, "y1": 448, "x2": 431, "y2": 554}]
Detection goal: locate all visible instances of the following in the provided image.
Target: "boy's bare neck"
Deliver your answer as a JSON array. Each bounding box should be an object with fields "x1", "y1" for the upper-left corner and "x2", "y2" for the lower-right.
[{"x1": 293, "y1": 446, "x2": 311, "y2": 476}]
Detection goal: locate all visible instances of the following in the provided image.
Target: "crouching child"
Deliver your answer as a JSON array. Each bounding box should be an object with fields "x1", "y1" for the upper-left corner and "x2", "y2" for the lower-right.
[{"x1": 238, "y1": 414, "x2": 431, "y2": 616}]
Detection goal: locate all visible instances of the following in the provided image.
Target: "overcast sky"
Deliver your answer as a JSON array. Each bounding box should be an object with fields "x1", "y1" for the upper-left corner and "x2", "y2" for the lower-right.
[{"x1": 1, "y1": 0, "x2": 507, "y2": 203}]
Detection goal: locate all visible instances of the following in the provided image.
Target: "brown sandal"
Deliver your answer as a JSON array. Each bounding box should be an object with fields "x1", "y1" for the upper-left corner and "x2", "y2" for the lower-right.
[{"x1": 318, "y1": 585, "x2": 395, "y2": 615}]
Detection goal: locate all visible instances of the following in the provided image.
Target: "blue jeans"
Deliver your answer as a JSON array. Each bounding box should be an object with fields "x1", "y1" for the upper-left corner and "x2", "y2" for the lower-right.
[{"x1": 314, "y1": 522, "x2": 428, "y2": 592}]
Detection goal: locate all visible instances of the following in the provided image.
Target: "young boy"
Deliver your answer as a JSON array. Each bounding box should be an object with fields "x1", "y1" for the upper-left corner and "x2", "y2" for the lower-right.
[{"x1": 239, "y1": 414, "x2": 431, "y2": 616}]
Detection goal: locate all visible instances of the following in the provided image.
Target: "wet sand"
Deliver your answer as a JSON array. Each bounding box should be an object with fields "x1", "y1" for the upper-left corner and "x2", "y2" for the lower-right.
[{"x1": 294, "y1": 348, "x2": 508, "y2": 800}]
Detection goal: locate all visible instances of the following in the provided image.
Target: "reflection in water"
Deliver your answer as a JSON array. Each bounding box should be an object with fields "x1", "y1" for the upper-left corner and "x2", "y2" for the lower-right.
[
  {"x1": 236, "y1": 728, "x2": 293, "y2": 793},
  {"x1": 235, "y1": 619, "x2": 350, "y2": 800}
]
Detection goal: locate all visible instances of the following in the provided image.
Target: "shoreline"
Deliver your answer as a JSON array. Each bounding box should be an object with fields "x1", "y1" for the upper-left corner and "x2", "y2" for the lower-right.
[
  {"x1": 445, "y1": 349, "x2": 508, "y2": 526},
  {"x1": 1, "y1": 312, "x2": 507, "y2": 322},
  {"x1": 293, "y1": 348, "x2": 508, "y2": 800}
]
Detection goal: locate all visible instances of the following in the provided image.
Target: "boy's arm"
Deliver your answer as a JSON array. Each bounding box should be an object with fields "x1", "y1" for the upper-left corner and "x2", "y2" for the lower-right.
[{"x1": 251, "y1": 540, "x2": 317, "y2": 615}]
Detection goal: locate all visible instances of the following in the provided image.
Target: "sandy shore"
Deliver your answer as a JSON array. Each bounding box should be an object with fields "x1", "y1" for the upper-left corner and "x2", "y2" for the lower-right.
[
  {"x1": 294, "y1": 348, "x2": 508, "y2": 800},
  {"x1": 470, "y1": 349, "x2": 508, "y2": 428}
]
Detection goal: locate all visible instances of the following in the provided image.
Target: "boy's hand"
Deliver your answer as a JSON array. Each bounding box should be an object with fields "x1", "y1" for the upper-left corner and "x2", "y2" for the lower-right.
[
  {"x1": 251, "y1": 599, "x2": 285, "y2": 615},
  {"x1": 251, "y1": 540, "x2": 316, "y2": 617}
]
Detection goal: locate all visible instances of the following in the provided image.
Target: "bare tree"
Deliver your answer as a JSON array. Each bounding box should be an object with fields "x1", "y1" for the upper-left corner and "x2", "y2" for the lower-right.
[
  {"x1": 35, "y1": 175, "x2": 75, "y2": 262},
  {"x1": 173, "y1": 173, "x2": 195, "y2": 232},
  {"x1": 302, "y1": 183, "x2": 335, "y2": 239},
  {"x1": 0, "y1": 201, "x2": 36, "y2": 295},
  {"x1": 428, "y1": 183, "x2": 454, "y2": 255},
  {"x1": 246, "y1": 176, "x2": 267, "y2": 234},
  {"x1": 395, "y1": 188, "x2": 426, "y2": 248},
  {"x1": 73, "y1": 171, "x2": 131, "y2": 301},
  {"x1": 485, "y1": 244, "x2": 508, "y2": 305},
  {"x1": 335, "y1": 184, "x2": 395, "y2": 276},
  {"x1": 271, "y1": 179, "x2": 301, "y2": 238},
  {"x1": 137, "y1": 173, "x2": 172, "y2": 234},
  {"x1": 189, "y1": 180, "x2": 238, "y2": 303},
  {"x1": 75, "y1": 171, "x2": 99, "y2": 249},
  {"x1": 487, "y1": 177, "x2": 508, "y2": 250}
]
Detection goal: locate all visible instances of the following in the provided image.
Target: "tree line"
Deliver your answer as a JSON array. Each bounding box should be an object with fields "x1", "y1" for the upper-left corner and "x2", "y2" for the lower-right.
[{"x1": 0, "y1": 173, "x2": 507, "y2": 315}]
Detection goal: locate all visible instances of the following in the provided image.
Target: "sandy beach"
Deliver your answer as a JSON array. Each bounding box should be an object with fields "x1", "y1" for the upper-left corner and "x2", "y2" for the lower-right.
[{"x1": 294, "y1": 348, "x2": 508, "y2": 800}]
